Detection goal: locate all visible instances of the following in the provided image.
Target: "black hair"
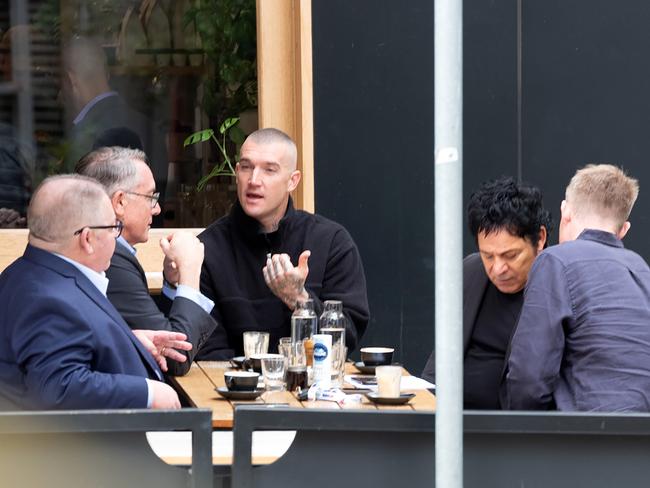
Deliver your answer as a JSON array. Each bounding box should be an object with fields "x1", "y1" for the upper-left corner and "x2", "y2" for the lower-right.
[{"x1": 467, "y1": 177, "x2": 552, "y2": 248}]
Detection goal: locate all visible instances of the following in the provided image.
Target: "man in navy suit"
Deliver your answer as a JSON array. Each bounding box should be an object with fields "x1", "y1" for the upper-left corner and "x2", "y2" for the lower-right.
[
  {"x1": 0, "y1": 175, "x2": 185, "y2": 410},
  {"x1": 76, "y1": 146, "x2": 217, "y2": 375}
]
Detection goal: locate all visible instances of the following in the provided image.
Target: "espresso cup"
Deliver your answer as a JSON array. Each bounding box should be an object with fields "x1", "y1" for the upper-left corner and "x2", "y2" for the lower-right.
[
  {"x1": 224, "y1": 371, "x2": 260, "y2": 391},
  {"x1": 249, "y1": 353, "x2": 277, "y2": 373},
  {"x1": 360, "y1": 347, "x2": 394, "y2": 366}
]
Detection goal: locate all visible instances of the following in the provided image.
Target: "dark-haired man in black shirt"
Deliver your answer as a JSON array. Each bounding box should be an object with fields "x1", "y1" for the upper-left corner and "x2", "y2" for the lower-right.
[{"x1": 421, "y1": 177, "x2": 551, "y2": 409}]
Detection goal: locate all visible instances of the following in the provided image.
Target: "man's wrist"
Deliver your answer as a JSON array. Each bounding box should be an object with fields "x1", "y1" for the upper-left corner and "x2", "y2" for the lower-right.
[
  {"x1": 288, "y1": 287, "x2": 309, "y2": 310},
  {"x1": 177, "y1": 271, "x2": 201, "y2": 291},
  {"x1": 162, "y1": 274, "x2": 177, "y2": 290}
]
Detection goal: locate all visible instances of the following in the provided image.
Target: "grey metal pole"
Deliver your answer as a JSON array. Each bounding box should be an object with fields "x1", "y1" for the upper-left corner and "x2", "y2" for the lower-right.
[{"x1": 434, "y1": 0, "x2": 463, "y2": 485}]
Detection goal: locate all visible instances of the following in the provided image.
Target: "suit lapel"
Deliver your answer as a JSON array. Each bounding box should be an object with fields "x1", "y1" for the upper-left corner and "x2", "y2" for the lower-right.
[
  {"x1": 114, "y1": 241, "x2": 147, "y2": 285},
  {"x1": 463, "y1": 253, "x2": 489, "y2": 353}
]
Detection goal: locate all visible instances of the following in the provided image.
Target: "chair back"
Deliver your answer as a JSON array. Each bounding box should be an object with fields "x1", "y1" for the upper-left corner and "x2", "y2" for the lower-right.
[{"x1": 0, "y1": 408, "x2": 213, "y2": 488}]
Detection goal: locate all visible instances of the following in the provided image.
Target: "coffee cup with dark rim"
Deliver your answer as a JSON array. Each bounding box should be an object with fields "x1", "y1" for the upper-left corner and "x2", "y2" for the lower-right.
[
  {"x1": 224, "y1": 371, "x2": 260, "y2": 391},
  {"x1": 360, "y1": 347, "x2": 394, "y2": 366},
  {"x1": 249, "y1": 353, "x2": 278, "y2": 374}
]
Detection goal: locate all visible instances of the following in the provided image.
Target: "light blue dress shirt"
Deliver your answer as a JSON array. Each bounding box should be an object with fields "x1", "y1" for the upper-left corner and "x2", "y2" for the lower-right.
[{"x1": 117, "y1": 236, "x2": 214, "y2": 314}]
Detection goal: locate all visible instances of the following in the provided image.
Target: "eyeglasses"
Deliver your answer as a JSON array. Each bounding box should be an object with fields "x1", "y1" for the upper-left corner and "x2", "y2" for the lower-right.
[
  {"x1": 73, "y1": 220, "x2": 123, "y2": 238},
  {"x1": 125, "y1": 191, "x2": 160, "y2": 208}
]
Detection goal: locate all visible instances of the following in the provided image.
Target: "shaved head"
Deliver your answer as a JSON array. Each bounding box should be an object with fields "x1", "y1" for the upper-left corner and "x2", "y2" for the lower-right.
[
  {"x1": 244, "y1": 128, "x2": 298, "y2": 171},
  {"x1": 28, "y1": 175, "x2": 110, "y2": 246}
]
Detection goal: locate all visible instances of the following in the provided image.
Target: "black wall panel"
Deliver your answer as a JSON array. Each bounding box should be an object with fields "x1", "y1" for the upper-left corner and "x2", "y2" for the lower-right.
[
  {"x1": 312, "y1": 1, "x2": 436, "y2": 371},
  {"x1": 312, "y1": 0, "x2": 649, "y2": 374},
  {"x1": 521, "y1": 0, "x2": 650, "y2": 250}
]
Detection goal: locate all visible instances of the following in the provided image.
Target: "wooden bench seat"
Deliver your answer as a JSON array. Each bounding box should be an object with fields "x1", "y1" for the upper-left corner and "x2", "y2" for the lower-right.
[{"x1": 0, "y1": 228, "x2": 203, "y2": 293}]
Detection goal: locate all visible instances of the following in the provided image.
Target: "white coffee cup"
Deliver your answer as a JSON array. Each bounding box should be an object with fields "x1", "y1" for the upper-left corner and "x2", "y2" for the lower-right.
[{"x1": 375, "y1": 365, "x2": 402, "y2": 397}]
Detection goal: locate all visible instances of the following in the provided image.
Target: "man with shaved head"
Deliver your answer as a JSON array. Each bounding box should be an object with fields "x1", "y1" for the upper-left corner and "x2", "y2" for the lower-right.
[
  {"x1": 0, "y1": 175, "x2": 184, "y2": 410},
  {"x1": 198, "y1": 128, "x2": 370, "y2": 358}
]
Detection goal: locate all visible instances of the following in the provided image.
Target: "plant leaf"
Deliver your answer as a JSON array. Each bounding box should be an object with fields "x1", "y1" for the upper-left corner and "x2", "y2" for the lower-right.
[
  {"x1": 219, "y1": 117, "x2": 240, "y2": 134},
  {"x1": 183, "y1": 129, "x2": 215, "y2": 147},
  {"x1": 229, "y1": 125, "x2": 246, "y2": 146}
]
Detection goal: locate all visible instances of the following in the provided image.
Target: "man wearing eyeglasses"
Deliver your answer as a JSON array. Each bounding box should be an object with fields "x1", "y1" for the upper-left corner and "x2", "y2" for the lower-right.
[
  {"x1": 76, "y1": 147, "x2": 217, "y2": 376},
  {"x1": 0, "y1": 175, "x2": 184, "y2": 409}
]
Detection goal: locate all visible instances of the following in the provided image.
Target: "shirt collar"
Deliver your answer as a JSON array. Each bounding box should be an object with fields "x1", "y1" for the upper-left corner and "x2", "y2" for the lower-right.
[
  {"x1": 54, "y1": 253, "x2": 109, "y2": 296},
  {"x1": 577, "y1": 228, "x2": 624, "y2": 248},
  {"x1": 117, "y1": 236, "x2": 137, "y2": 255},
  {"x1": 73, "y1": 91, "x2": 119, "y2": 125},
  {"x1": 231, "y1": 196, "x2": 296, "y2": 238}
]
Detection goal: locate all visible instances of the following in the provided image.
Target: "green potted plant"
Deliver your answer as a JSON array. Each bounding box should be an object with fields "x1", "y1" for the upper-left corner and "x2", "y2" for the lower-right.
[{"x1": 183, "y1": 116, "x2": 245, "y2": 190}]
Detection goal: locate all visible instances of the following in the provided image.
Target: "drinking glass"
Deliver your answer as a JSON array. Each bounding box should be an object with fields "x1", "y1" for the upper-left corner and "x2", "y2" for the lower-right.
[
  {"x1": 376, "y1": 365, "x2": 402, "y2": 397},
  {"x1": 287, "y1": 341, "x2": 306, "y2": 366},
  {"x1": 285, "y1": 341, "x2": 308, "y2": 391},
  {"x1": 278, "y1": 336, "x2": 292, "y2": 357},
  {"x1": 243, "y1": 331, "x2": 270, "y2": 359},
  {"x1": 261, "y1": 354, "x2": 287, "y2": 391}
]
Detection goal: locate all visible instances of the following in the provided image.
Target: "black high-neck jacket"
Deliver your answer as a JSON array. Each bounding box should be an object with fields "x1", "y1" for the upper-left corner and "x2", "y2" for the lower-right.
[{"x1": 196, "y1": 198, "x2": 370, "y2": 359}]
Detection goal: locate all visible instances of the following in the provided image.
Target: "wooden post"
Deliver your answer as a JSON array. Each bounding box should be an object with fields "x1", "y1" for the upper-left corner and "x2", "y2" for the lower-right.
[{"x1": 256, "y1": 0, "x2": 314, "y2": 212}]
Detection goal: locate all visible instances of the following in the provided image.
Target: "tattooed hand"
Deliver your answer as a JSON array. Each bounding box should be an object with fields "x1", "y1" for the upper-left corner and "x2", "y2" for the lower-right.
[{"x1": 263, "y1": 250, "x2": 311, "y2": 309}]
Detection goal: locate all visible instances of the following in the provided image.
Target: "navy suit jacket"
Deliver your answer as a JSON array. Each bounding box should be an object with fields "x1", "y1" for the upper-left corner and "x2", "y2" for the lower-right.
[
  {"x1": 106, "y1": 241, "x2": 217, "y2": 376},
  {"x1": 0, "y1": 245, "x2": 162, "y2": 410}
]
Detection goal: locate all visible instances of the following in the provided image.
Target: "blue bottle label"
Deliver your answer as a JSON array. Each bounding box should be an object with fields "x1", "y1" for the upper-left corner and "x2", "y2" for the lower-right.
[{"x1": 313, "y1": 342, "x2": 328, "y2": 362}]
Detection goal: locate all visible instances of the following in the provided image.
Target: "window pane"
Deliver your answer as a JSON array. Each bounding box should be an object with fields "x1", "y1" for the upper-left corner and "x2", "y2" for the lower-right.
[{"x1": 0, "y1": 0, "x2": 257, "y2": 229}]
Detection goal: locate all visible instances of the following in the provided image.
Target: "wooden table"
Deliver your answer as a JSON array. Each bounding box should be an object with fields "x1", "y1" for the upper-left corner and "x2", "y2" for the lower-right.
[{"x1": 170, "y1": 361, "x2": 437, "y2": 429}]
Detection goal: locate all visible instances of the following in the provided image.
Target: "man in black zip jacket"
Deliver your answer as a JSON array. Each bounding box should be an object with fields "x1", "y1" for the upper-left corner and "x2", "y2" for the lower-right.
[{"x1": 197, "y1": 128, "x2": 370, "y2": 359}]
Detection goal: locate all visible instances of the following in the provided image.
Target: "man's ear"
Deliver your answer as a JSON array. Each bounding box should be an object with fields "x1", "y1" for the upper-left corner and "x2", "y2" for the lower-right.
[
  {"x1": 536, "y1": 226, "x2": 548, "y2": 252},
  {"x1": 560, "y1": 200, "x2": 571, "y2": 224},
  {"x1": 111, "y1": 190, "x2": 127, "y2": 219},
  {"x1": 617, "y1": 221, "x2": 631, "y2": 240},
  {"x1": 287, "y1": 170, "x2": 301, "y2": 192},
  {"x1": 77, "y1": 227, "x2": 94, "y2": 255}
]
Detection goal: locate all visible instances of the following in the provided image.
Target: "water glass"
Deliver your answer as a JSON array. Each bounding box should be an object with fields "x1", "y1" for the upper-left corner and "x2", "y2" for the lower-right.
[
  {"x1": 243, "y1": 331, "x2": 270, "y2": 359},
  {"x1": 261, "y1": 354, "x2": 287, "y2": 391},
  {"x1": 278, "y1": 337, "x2": 292, "y2": 357},
  {"x1": 287, "y1": 341, "x2": 306, "y2": 366}
]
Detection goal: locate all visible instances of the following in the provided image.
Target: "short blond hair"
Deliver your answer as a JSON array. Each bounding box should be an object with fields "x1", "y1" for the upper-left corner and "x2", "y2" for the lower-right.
[{"x1": 565, "y1": 164, "x2": 639, "y2": 229}]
